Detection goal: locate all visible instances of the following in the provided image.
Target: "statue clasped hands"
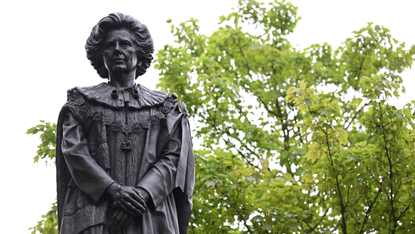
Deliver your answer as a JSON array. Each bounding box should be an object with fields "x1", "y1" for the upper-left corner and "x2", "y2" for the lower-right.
[{"x1": 105, "y1": 183, "x2": 150, "y2": 232}]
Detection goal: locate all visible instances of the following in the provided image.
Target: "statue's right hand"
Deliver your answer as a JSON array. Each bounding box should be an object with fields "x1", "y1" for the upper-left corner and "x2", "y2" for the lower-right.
[
  {"x1": 107, "y1": 206, "x2": 134, "y2": 233},
  {"x1": 106, "y1": 183, "x2": 146, "y2": 216}
]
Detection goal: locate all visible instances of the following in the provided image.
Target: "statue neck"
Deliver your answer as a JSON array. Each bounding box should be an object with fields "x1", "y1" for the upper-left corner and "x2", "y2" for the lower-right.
[{"x1": 108, "y1": 72, "x2": 135, "y2": 88}]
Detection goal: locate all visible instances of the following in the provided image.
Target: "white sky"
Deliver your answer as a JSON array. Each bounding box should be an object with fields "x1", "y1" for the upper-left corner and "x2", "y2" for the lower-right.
[{"x1": 0, "y1": 0, "x2": 414, "y2": 232}]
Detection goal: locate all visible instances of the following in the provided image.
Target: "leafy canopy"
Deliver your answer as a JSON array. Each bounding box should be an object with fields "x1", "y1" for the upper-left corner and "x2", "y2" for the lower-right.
[{"x1": 156, "y1": 0, "x2": 415, "y2": 233}]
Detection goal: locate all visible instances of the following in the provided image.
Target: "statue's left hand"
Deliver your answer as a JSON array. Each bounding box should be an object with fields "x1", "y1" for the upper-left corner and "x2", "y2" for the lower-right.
[{"x1": 106, "y1": 183, "x2": 146, "y2": 216}]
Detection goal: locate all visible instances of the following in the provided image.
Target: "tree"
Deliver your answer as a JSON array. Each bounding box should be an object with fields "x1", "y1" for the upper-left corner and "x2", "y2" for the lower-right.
[
  {"x1": 26, "y1": 121, "x2": 58, "y2": 234},
  {"x1": 155, "y1": 0, "x2": 415, "y2": 233},
  {"x1": 29, "y1": 0, "x2": 415, "y2": 233}
]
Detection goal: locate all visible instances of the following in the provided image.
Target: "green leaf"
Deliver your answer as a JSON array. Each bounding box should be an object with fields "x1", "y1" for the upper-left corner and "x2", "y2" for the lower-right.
[
  {"x1": 306, "y1": 151, "x2": 317, "y2": 162},
  {"x1": 300, "y1": 79, "x2": 307, "y2": 90},
  {"x1": 206, "y1": 180, "x2": 215, "y2": 187},
  {"x1": 338, "y1": 128, "x2": 348, "y2": 145},
  {"x1": 287, "y1": 221, "x2": 298, "y2": 229},
  {"x1": 351, "y1": 98, "x2": 362, "y2": 108},
  {"x1": 303, "y1": 174, "x2": 314, "y2": 183}
]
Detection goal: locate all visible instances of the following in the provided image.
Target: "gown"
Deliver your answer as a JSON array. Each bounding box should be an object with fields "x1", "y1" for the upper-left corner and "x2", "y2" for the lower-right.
[{"x1": 55, "y1": 82, "x2": 195, "y2": 234}]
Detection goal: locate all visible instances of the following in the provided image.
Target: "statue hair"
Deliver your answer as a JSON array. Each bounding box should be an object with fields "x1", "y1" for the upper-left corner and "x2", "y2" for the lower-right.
[{"x1": 85, "y1": 12, "x2": 154, "y2": 79}]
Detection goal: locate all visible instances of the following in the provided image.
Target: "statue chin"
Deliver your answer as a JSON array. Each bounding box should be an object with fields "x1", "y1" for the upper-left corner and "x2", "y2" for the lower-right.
[
  {"x1": 108, "y1": 65, "x2": 138, "y2": 77},
  {"x1": 109, "y1": 65, "x2": 127, "y2": 73}
]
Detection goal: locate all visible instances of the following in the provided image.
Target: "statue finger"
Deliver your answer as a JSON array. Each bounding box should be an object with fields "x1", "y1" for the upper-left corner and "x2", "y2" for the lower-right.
[
  {"x1": 113, "y1": 209, "x2": 125, "y2": 227},
  {"x1": 107, "y1": 210, "x2": 120, "y2": 233},
  {"x1": 120, "y1": 187, "x2": 145, "y2": 206},
  {"x1": 123, "y1": 195, "x2": 146, "y2": 212},
  {"x1": 109, "y1": 201, "x2": 118, "y2": 211},
  {"x1": 120, "y1": 200, "x2": 145, "y2": 216},
  {"x1": 130, "y1": 189, "x2": 146, "y2": 205},
  {"x1": 108, "y1": 209, "x2": 119, "y2": 224},
  {"x1": 117, "y1": 211, "x2": 132, "y2": 231},
  {"x1": 122, "y1": 200, "x2": 146, "y2": 215},
  {"x1": 118, "y1": 202, "x2": 139, "y2": 216}
]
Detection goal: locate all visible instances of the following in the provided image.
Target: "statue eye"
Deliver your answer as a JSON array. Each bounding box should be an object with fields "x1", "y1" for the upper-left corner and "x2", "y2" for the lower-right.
[
  {"x1": 121, "y1": 40, "x2": 132, "y2": 47},
  {"x1": 104, "y1": 42, "x2": 115, "y2": 49}
]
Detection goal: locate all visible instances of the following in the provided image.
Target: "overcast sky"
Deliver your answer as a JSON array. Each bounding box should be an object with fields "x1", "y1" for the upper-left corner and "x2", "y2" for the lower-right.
[{"x1": 1, "y1": 0, "x2": 414, "y2": 232}]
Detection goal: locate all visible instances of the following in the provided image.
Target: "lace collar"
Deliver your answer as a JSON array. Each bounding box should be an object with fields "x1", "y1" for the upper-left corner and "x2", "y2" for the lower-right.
[{"x1": 75, "y1": 82, "x2": 169, "y2": 109}]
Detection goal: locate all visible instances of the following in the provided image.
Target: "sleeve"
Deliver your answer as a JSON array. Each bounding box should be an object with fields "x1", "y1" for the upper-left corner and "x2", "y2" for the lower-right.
[
  {"x1": 61, "y1": 110, "x2": 115, "y2": 203},
  {"x1": 136, "y1": 121, "x2": 182, "y2": 208}
]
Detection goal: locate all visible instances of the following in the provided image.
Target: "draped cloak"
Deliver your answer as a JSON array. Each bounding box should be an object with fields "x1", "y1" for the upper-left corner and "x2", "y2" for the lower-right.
[{"x1": 56, "y1": 83, "x2": 195, "y2": 234}]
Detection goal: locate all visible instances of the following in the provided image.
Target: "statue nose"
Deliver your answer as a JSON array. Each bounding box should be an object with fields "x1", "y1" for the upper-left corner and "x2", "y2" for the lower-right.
[{"x1": 114, "y1": 43, "x2": 122, "y2": 53}]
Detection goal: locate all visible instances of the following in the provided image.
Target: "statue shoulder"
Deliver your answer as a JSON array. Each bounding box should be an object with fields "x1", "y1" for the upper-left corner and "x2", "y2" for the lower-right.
[{"x1": 66, "y1": 83, "x2": 110, "y2": 102}]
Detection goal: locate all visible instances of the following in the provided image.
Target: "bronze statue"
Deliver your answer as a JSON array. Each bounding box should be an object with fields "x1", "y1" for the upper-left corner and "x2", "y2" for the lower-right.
[{"x1": 56, "y1": 13, "x2": 195, "y2": 234}]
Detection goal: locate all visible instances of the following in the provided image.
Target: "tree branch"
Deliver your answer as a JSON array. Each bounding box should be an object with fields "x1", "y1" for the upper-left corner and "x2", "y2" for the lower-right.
[
  {"x1": 379, "y1": 102, "x2": 397, "y2": 233},
  {"x1": 359, "y1": 179, "x2": 383, "y2": 234},
  {"x1": 216, "y1": 187, "x2": 254, "y2": 234}
]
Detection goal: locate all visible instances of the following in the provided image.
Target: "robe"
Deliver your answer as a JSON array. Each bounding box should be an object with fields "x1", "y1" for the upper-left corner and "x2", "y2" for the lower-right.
[{"x1": 56, "y1": 83, "x2": 195, "y2": 234}]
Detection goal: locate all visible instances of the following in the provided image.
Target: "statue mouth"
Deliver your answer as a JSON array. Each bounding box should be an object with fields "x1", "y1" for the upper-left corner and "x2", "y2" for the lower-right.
[{"x1": 113, "y1": 58, "x2": 124, "y2": 63}]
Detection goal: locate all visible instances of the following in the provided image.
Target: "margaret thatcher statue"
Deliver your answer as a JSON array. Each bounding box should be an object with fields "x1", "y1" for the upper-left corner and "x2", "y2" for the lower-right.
[{"x1": 56, "y1": 12, "x2": 195, "y2": 234}]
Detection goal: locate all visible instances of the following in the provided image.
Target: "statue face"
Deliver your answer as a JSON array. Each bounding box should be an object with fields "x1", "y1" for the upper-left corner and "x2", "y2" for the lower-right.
[{"x1": 103, "y1": 28, "x2": 138, "y2": 76}]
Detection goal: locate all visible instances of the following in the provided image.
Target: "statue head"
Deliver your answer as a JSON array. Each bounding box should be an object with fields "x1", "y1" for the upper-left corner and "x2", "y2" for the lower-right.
[{"x1": 85, "y1": 13, "x2": 154, "y2": 79}]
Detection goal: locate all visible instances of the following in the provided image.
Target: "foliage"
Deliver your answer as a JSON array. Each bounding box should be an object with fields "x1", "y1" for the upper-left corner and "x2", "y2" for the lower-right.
[
  {"x1": 29, "y1": 0, "x2": 415, "y2": 233},
  {"x1": 28, "y1": 202, "x2": 58, "y2": 234},
  {"x1": 26, "y1": 121, "x2": 58, "y2": 234},
  {"x1": 155, "y1": 0, "x2": 415, "y2": 233},
  {"x1": 26, "y1": 120, "x2": 57, "y2": 164}
]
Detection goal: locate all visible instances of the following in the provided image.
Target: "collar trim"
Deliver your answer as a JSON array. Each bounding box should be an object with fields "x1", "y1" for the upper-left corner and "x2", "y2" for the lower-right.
[{"x1": 75, "y1": 82, "x2": 169, "y2": 109}]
